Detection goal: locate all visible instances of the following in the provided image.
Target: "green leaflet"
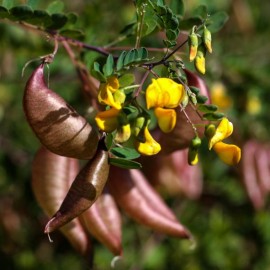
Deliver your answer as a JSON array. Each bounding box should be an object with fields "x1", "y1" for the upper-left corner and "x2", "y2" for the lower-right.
[{"x1": 109, "y1": 157, "x2": 142, "y2": 169}]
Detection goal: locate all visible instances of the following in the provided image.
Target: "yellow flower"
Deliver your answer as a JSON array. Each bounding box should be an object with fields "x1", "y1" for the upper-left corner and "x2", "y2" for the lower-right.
[
  {"x1": 213, "y1": 142, "x2": 241, "y2": 166},
  {"x1": 146, "y1": 78, "x2": 184, "y2": 109},
  {"x1": 136, "y1": 126, "x2": 161, "y2": 156},
  {"x1": 154, "y1": 107, "x2": 176, "y2": 133},
  {"x1": 115, "y1": 124, "x2": 131, "y2": 143},
  {"x1": 145, "y1": 78, "x2": 184, "y2": 133},
  {"x1": 208, "y1": 118, "x2": 233, "y2": 150},
  {"x1": 98, "y1": 76, "x2": 125, "y2": 109},
  {"x1": 207, "y1": 117, "x2": 241, "y2": 165},
  {"x1": 210, "y1": 82, "x2": 232, "y2": 111},
  {"x1": 95, "y1": 108, "x2": 120, "y2": 132}
]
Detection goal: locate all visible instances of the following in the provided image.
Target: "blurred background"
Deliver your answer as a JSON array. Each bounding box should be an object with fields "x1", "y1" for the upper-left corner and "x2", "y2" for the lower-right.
[{"x1": 1, "y1": 0, "x2": 270, "y2": 269}]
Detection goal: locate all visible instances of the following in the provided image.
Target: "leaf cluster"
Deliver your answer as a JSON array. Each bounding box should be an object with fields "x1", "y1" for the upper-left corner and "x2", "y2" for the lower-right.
[
  {"x1": 92, "y1": 47, "x2": 149, "y2": 81},
  {"x1": 0, "y1": 2, "x2": 84, "y2": 39}
]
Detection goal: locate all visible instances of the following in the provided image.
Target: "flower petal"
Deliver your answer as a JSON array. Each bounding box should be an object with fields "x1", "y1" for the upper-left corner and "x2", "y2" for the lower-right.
[
  {"x1": 146, "y1": 78, "x2": 184, "y2": 109},
  {"x1": 136, "y1": 127, "x2": 161, "y2": 156},
  {"x1": 209, "y1": 118, "x2": 233, "y2": 149},
  {"x1": 154, "y1": 107, "x2": 176, "y2": 133},
  {"x1": 213, "y1": 142, "x2": 241, "y2": 165},
  {"x1": 95, "y1": 108, "x2": 120, "y2": 132},
  {"x1": 98, "y1": 77, "x2": 122, "y2": 109},
  {"x1": 115, "y1": 124, "x2": 131, "y2": 143}
]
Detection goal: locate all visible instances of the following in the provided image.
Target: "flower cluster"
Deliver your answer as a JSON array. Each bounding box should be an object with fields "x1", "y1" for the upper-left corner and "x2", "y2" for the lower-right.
[{"x1": 95, "y1": 73, "x2": 241, "y2": 166}]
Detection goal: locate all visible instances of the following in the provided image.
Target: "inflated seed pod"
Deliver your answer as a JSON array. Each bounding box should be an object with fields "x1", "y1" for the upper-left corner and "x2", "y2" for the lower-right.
[
  {"x1": 108, "y1": 166, "x2": 191, "y2": 239},
  {"x1": 141, "y1": 149, "x2": 203, "y2": 200},
  {"x1": 23, "y1": 63, "x2": 99, "y2": 159},
  {"x1": 32, "y1": 146, "x2": 91, "y2": 256},
  {"x1": 81, "y1": 190, "x2": 122, "y2": 255},
  {"x1": 241, "y1": 141, "x2": 264, "y2": 209},
  {"x1": 129, "y1": 169, "x2": 177, "y2": 222},
  {"x1": 44, "y1": 139, "x2": 110, "y2": 234}
]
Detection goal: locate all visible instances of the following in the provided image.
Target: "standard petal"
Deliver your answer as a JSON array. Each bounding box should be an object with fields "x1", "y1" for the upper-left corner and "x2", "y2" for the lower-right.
[
  {"x1": 146, "y1": 78, "x2": 184, "y2": 109},
  {"x1": 213, "y1": 141, "x2": 241, "y2": 165},
  {"x1": 209, "y1": 118, "x2": 233, "y2": 149},
  {"x1": 154, "y1": 107, "x2": 176, "y2": 133}
]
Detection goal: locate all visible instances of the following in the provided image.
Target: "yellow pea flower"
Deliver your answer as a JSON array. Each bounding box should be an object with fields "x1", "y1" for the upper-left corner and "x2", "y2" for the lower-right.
[
  {"x1": 154, "y1": 107, "x2": 176, "y2": 133},
  {"x1": 145, "y1": 78, "x2": 184, "y2": 133},
  {"x1": 98, "y1": 76, "x2": 125, "y2": 109},
  {"x1": 213, "y1": 142, "x2": 241, "y2": 166},
  {"x1": 209, "y1": 118, "x2": 233, "y2": 150},
  {"x1": 136, "y1": 126, "x2": 161, "y2": 156},
  {"x1": 146, "y1": 78, "x2": 185, "y2": 109},
  {"x1": 195, "y1": 45, "x2": 206, "y2": 75},
  {"x1": 95, "y1": 108, "x2": 120, "y2": 132},
  {"x1": 115, "y1": 124, "x2": 131, "y2": 143}
]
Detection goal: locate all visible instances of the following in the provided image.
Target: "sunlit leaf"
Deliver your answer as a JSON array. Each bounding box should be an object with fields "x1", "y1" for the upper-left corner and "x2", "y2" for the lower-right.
[
  {"x1": 92, "y1": 62, "x2": 106, "y2": 82},
  {"x1": 105, "y1": 133, "x2": 113, "y2": 149},
  {"x1": 2, "y1": 0, "x2": 14, "y2": 9},
  {"x1": 110, "y1": 147, "x2": 140, "y2": 160},
  {"x1": 203, "y1": 112, "x2": 224, "y2": 121},
  {"x1": 207, "y1": 11, "x2": 229, "y2": 33},
  {"x1": 198, "y1": 104, "x2": 218, "y2": 113},
  {"x1": 109, "y1": 157, "x2": 142, "y2": 169},
  {"x1": 103, "y1": 54, "x2": 114, "y2": 77},
  {"x1": 196, "y1": 94, "x2": 208, "y2": 104},
  {"x1": 116, "y1": 51, "x2": 126, "y2": 71},
  {"x1": 27, "y1": 0, "x2": 40, "y2": 9},
  {"x1": 46, "y1": 0, "x2": 64, "y2": 14},
  {"x1": 170, "y1": 0, "x2": 185, "y2": 18},
  {"x1": 193, "y1": 5, "x2": 208, "y2": 19},
  {"x1": 119, "y1": 73, "x2": 135, "y2": 88}
]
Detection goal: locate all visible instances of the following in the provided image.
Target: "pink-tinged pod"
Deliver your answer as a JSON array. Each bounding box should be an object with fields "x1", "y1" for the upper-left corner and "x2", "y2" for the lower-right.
[
  {"x1": 241, "y1": 141, "x2": 264, "y2": 209},
  {"x1": 129, "y1": 169, "x2": 178, "y2": 222},
  {"x1": 23, "y1": 63, "x2": 99, "y2": 159},
  {"x1": 142, "y1": 149, "x2": 203, "y2": 200},
  {"x1": 81, "y1": 190, "x2": 122, "y2": 255},
  {"x1": 158, "y1": 69, "x2": 209, "y2": 154},
  {"x1": 31, "y1": 147, "x2": 91, "y2": 256},
  {"x1": 44, "y1": 140, "x2": 110, "y2": 234},
  {"x1": 108, "y1": 166, "x2": 191, "y2": 239}
]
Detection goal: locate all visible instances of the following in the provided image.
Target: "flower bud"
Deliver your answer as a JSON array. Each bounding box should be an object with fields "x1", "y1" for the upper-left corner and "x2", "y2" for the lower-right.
[
  {"x1": 191, "y1": 136, "x2": 201, "y2": 149},
  {"x1": 188, "y1": 32, "x2": 199, "y2": 62},
  {"x1": 195, "y1": 45, "x2": 206, "y2": 75},
  {"x1": 203, "y1": 26, "x2": 212, "y2": 53},
  {"x1": 204, "y1": 124, "x2": 216, "y2": 139},
  {"x1": 188, "y1": 147, "x2": 199, "y2": 166}
]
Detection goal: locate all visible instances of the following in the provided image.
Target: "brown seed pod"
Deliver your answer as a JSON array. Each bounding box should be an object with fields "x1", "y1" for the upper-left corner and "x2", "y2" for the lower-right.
[
  {"x1": 129, "y1": 169, "x2": 178, "y2": 221},
  {"x1": 241, "y1": 140, "x2": 265, "y2": 209},
  {"x1": 44, "y1": 140, "x2": 110, "y2": 233},
  {"x1": 81, "y1": 190, "x2": 122, "y2": 255},
  {"x1": 32, "y1": 146, "x2": 91, "y2": 256},
  {"x1": 108, "y1": 166, "x2": 191, "y2": 239},
  {"x1": 23, "y1": 63, "x2": 99, "y2": 159}
]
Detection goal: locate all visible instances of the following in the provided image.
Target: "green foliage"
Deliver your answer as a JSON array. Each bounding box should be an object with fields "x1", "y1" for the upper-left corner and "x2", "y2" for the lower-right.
[
  {"x1": 109, "y1": 157, "x2": 142, "y2": 169},
  {"x1": 110, "y1": 147, "x2": 140, "y2": 160}
]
